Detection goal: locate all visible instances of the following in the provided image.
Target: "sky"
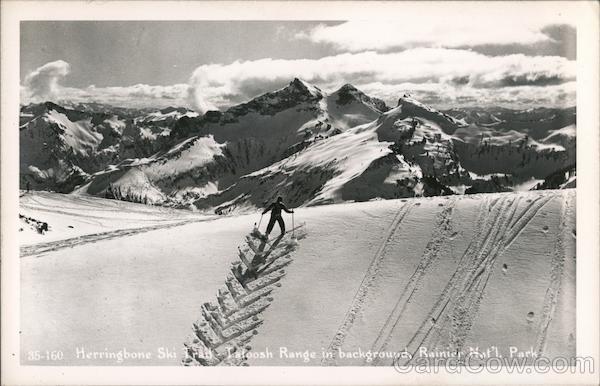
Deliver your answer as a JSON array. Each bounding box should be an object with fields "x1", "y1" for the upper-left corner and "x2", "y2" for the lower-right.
[{"x1": 20, "y1": 14, "x2": 577, "y2": 112}]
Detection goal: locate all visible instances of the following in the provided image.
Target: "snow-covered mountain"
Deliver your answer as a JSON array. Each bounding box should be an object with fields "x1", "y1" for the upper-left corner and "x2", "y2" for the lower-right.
[
  {"x1": 201, "y1": 99, "x2": 468, "y2": 213},
  {"x1": 443, "y1": 106, "x2": 576, "y2": 139},
  {"x1": 20, "y1": 102, "x2": 126, "y2": 192},
  {"x1": 20, "y1": 79, "x2": 576, "y2": 212},
  {"x1": 73, "y1": 79, "x2": 399, "y2": 209}
]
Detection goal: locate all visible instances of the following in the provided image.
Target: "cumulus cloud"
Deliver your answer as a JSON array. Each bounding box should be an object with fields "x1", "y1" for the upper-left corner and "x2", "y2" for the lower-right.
[
  {"x1": 21, "y1": 60, "x2": 190, "y2": 108},
  {"x1": 22, "y1": 49, "x2": 576, "y2": 111},
  {"x1": 186, "y1": 80, "x2": 217, "y2": 114},
  {"x1": 187, "y1": 48, "x2": 575, "y2": 109},
  {"x1": 23, "y1": 60, "x2": 71, "y2": 101},
  {"x1": 296, "y1": 10, "x2": 575, "y2": 52}
]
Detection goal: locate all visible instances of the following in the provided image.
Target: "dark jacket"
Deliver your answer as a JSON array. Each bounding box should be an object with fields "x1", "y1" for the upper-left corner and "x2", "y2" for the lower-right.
[{"x1": 262, "y1": 201, "x2": 293, "y2": 217}]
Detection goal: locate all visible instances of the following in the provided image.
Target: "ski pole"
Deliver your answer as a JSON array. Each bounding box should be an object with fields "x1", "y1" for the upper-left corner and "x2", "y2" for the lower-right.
[
  {"x1": 258, "y1": 214, "x2": 263, "y2": 229},
  {"x1": 292, "y1": 211, "x2": 295, "y2": 239}
]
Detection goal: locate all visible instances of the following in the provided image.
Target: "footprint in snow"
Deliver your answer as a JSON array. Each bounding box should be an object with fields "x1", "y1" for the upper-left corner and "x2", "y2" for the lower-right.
[
  {"x1": 415, "y1": 202, "x2": 421, "y2": 206},
  {"x1": 438, "y1": 203, "x2": 444, "y2": 207},
  {"x1": 542, "y1": 225, "x2": 549, "y2": 233},
  {"x1": 526, "y1": 312, "x2": 535, "y2": 322},
  {"x1": 449, "y1": 231, "x2": 459, "y2": 240},
  {"x1": 502, "y1": 264, "x2": 508, "y2": 273}
]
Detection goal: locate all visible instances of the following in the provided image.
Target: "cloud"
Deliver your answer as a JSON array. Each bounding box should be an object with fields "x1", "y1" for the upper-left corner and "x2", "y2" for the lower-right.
[
  {"x1": 295, "y1": 10, "x2": 575, "y2": 52},
  {"x1": 185, "y1": 81, "x2": 217, "y2": 114},
  {"x1": 21, "y1": 60, "x2": 191, "y2": 108},
  {"x1": 23, "y1": 60, "x2": 71, "y2": 101},
  {"x1": 357, "y1": 81, "x2": 576, "y2": 109},
  {"x1": 22, "y1": 49, "x2": 576, "y2": 111},
  {"x1": 187, "y1": 48, "x2": 575, "y2": 109},
  {"x1": 59, "y1": 83, "x2": 191, "y2": 108}
]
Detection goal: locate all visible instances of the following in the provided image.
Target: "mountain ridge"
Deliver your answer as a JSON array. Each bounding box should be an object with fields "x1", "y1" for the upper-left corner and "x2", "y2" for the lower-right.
[{"x1": 19, "y1": 78, "x2": 576, "y2": 212}]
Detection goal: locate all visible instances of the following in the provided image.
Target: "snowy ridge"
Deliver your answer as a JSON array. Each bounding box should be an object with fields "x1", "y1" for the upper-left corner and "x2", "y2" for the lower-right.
[
  {"x1": 21, "y1": 80, "x2": 576, "y2": 211},
  {"x1": 135, "y1": 107, "x2": 199, "y2": 124}
]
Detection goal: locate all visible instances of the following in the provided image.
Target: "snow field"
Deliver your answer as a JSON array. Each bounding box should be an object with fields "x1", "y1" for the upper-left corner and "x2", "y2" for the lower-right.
[
  {"x1": 20, "y1": 190, "x2": 575, "y2": 366},
  {"x1": 19, "y1": 191, "x2": 211, "y2": 247},
  {"x1": 246, "y1": 190, "x2": 575, "y2": 365}
]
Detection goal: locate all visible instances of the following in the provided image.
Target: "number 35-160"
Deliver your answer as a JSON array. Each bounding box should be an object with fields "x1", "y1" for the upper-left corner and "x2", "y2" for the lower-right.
[{"x1": 27, "y1": 350, "x2": 64, "y2": 361}]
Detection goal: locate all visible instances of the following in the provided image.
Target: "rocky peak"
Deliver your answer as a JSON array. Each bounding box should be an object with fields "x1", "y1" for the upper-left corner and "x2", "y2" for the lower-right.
[
  {"x1": 224, "y1": 78, "x2": 323, "y2": 119},
  {"x1": 335, "y1": 84, "x2": 389, "y2": 113},
  {"x1": 394, "y1": 95, "x2": 463, "y2": 134},
  {"x1": 288, "y1": 78, "x2": 323, "y2": 97},
  {"x1": 159, "y1": 106, "x2": 191, "y2": 115}
]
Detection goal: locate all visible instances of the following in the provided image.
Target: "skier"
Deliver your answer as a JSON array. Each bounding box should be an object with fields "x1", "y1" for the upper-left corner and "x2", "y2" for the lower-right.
[{"x1": 262, "y1": 196, "x2": 294, "y2": 238}]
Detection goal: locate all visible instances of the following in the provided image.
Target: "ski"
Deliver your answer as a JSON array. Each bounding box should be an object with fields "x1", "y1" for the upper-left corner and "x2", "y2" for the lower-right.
[
  {"x1": 248, "y1": 224, "x2": 305, "y2": 245},
  {"x1": 255, "y1": 255, "x2": 292, "y2": 278},
  {"x1": 233, "y1": 223, "x2": 306, "y2": 286}
]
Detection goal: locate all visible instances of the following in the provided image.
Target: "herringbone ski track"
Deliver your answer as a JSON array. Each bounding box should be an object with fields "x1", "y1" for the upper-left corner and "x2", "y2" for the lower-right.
[{"x1": 183, "y1": 225, "x2": 306, "y2": 366}]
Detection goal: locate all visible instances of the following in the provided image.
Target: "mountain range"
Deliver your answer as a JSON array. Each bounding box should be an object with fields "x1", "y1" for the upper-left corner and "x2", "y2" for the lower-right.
[{"x1": 19, "y1": 78, "x2": 576, "y2": 213}]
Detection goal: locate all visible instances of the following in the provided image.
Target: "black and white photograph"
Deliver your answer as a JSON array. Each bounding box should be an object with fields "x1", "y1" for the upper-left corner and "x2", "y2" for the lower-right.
[{"x1": 2, "y1": 1, "x2": 599, "y2": 384}]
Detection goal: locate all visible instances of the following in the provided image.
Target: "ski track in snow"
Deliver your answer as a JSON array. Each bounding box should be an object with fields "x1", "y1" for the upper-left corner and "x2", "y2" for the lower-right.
[
  {"x1": 183, "y1": 227, "x2": 306, "y2": 366},
  {"x1": 534, "y1": 190, "x2": 573, "y2": 357},
  {"x1": 399, "y1": 196, "x2": 517, "y2": 364},
  {"x1": 322, "y1": 201, "x2": 414, "y2": 365},
  {"x1": 369, "y1": 198, "x2": 457, "y2": 363},
  {"x1": 394, "y1": 193, "x2": 554, "y2": 366},
  {"x1": 19, "y1": 203, "x2": 184, "y2": 224},
  {"x1": 20, "y1": 219, "x2": 210, "y2": 258},
  {"x1": 318, "y1": 191, "x2": 555, "y2": 366}
]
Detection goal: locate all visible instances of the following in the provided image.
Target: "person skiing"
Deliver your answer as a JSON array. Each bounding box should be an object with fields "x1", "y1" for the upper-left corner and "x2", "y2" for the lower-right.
[{"x1": 262, "y1": 196, "x2": 294, "y2": 238}]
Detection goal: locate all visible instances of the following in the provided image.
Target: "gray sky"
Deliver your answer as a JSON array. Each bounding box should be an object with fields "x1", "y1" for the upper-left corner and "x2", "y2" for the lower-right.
[
  {"x1": 21, "y1": 21, "x2": 341, "y2": 88},
  {"x1": 20, "y1": 17, "x2": 577, "y2": 110}
]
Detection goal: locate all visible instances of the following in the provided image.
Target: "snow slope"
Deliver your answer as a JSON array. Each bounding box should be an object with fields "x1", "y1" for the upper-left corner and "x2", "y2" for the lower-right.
[
  {"x1": 19, "y1": 191, "x2": 211, "y2": 246},
  {"x1": 20, "y1": 189, "x2": 575, "y2": 366}
]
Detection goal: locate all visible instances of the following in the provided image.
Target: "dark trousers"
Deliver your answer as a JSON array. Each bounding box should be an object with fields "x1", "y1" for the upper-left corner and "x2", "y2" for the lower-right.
[{"x1": 266, "y1": 215, "x2": 285, "y2": 235}]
